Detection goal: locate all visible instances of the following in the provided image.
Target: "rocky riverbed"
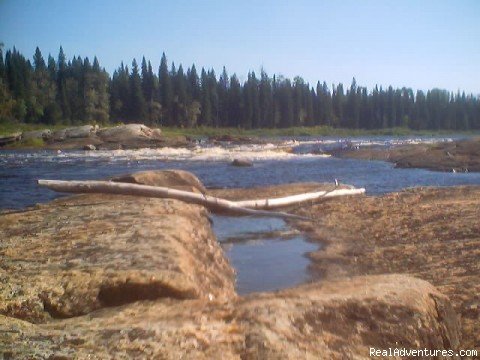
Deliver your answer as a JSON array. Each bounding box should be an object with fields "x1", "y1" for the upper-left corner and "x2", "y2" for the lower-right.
[
  {"x1": 329, "y1": 137, "x2": 480, "y2": 172},
  {"x1": 0, "y1": 124, "x2": 191, "y2": 150},
  {"x1": 1, "y1": 170, "x2": 477, "y2": 358},
  {"x1": 295, "y1": 185, "x2": 480, "y2": 350}
]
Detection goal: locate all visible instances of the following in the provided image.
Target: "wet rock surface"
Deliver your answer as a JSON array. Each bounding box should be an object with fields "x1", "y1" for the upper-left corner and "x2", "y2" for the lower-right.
[
  {"x1": 0, "y1": 170, "x2": 470, "y2": 358},
  {"x1": 332, "y1": 137, "x2": 480, "y2": 172}
]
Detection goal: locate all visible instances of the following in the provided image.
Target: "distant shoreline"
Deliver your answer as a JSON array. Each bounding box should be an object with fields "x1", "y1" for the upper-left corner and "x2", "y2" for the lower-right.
[{"x1": 1, "y1": 121, "x2": 478, "y2": 141}]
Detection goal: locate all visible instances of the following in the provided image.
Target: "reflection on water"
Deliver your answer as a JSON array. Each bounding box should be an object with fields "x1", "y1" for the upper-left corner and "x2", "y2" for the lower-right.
[{"x1": 212, "y1": 215, "x2": 317, "y2": 294}]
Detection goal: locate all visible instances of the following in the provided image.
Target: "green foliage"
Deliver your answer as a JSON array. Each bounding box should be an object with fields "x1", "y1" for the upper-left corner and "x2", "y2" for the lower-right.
[
  {"x1": 0, "y1": 46, "x2": 479, "y2": 132},
  {"x1": 16, "y1": 137, "x2": 44, "y2": 148}
]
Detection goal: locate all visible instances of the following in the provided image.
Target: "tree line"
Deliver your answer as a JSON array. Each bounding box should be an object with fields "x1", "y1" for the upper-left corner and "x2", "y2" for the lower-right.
[{"x1": 1, "y1": 46, "x2": 479, "y2": 130}]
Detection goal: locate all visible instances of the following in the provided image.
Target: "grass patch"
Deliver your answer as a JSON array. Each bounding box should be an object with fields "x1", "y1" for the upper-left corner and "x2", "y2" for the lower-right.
[
  {"x1": 160, "y1": 125, "x2": 478, "y2": 138},
  {"x1": 9, "y1": 137, "x2": 45, "y2": 148},
  {"x1": 0, "y1": 121, "x2": 69, "y2": 137},
  {"x1": 2, "y1": 120, "x2": 478, "y2": 139}
]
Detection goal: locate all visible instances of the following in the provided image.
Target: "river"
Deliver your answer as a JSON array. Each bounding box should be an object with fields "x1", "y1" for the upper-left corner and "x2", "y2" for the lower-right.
[{"x1": 1, "y1": 136, "x2": 479, "y2": 294}]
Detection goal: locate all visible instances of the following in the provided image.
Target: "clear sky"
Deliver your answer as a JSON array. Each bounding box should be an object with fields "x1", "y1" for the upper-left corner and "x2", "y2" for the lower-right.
[{"x1": 1, "y1": 0, "x2": 479, "y2": 94}]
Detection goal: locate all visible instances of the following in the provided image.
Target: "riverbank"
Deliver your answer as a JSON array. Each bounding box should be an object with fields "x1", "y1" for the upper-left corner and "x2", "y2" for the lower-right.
[
  {"x1": 330, "y1": 137, "x2": 480, "y2": 172},
  {"x1": 0, "y1": 171, "x2": 469, "y2": 358},
  {"x1": 2, "y1": 121, "x2": 478, "y2": 146},
  {"x1": 0, "y1": 124, "x2": 192, "y2": 150},
  {"x1": 295, "y1": 185, "x2": 480, "y2": 350}
]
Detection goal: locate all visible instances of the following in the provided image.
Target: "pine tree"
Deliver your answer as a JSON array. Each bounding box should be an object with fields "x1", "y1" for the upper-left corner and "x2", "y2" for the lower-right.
[
  {"x1": 332, "y1": 83, "x2": 345, "y2": 127},
  {"x1": 56, "y1": 46, "x2": 71, "y2": 122},
  {"x1": 0, "y1": 48, "x2": 5, "y2": 81},
  {"x1": 200, "y1": 68, "x2": 212, "y2": 126},
  {"x1": 218, "y1": 66, "x2": 229, "y2": 127},
  {"x1": 128, "y1": 58, "x2": 146, "y2": 121},
  {"x1": 158, "y1": 53, "x2": 172, "y2": 125},
  {"x1": 208, "y1": 69, "x2": 219, "y2": 127},
  {"x1": 173, "y1": 64, "x2": 188, "y2": 126},
  {"x1": 187, "y1": 64, "x2": 200, "y2": 101},
  {"x1": 228, "y1": 74, "x2": 243, "y2": 127},
  {"x1": 259, "y1": 69, "x2": 274, "y2": 128}
]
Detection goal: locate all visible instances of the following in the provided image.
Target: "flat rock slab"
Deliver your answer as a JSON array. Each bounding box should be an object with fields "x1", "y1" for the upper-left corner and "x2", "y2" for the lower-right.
[
  {"x1": 0, "y1": 194, "x2": 235, "y2": 322},
  {"x1": 0, "y1": 274, "x2": 460, "y2": 359},
  {"x1": 297, "y1": 185, "x2": 480, "y2": 349},
  {"x1": 334, "y1": 138, "x2": 480, "y2": 172}
]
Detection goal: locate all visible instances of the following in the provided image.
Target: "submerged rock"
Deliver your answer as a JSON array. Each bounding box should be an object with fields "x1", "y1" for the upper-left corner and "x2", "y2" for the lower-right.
[
  {"x1": 231, "y1": 158, "x2": 253, "y2": 167},
  {"x1": 82, "y1": 144, "x2": 96, "y2": 151}
]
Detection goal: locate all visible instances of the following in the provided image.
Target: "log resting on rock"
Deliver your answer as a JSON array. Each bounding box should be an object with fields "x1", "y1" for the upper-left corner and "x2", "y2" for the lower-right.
[{"x1": 37, "y1": 179, "x2": 365, "y2": 220}]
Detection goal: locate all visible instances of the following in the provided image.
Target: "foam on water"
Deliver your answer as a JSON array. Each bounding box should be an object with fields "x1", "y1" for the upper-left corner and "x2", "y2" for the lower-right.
[{"x1": 0, "y1": 142, "x2": 330, "y2": 164}]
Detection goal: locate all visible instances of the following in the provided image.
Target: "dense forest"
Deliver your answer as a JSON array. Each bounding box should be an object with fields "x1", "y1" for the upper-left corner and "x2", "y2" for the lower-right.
[{"x1": 1, "y1": 46, "x2": 479, "y2": 130}]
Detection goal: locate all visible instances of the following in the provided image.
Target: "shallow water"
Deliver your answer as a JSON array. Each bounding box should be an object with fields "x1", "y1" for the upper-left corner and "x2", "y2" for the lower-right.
[
  {"x1": 1, "y1": 136, "x2": 479, "y2": 294},
  {"x1": 211, "y1": 215, "x2": 318, "y2": 294}
]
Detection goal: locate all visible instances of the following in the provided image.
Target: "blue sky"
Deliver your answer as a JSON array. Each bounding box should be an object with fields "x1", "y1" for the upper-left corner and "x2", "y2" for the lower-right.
[{"x1": 1, "y1": 0, "x2": 479, "y2": 94}]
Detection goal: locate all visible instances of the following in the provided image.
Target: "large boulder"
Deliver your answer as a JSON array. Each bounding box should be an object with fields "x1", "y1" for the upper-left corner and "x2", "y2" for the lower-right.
[
  {"x1": 97, "y1": 124, "x2": 162, "y2": 143},
  {"x1": 0, "y1": 274, "x2": 460, "y2": 359},
  {"x1": 65, "y1": 125, "x2": 97, "y2": 139},
  {"x1": 111, "y1": 170, "x2": 207, "y2": 193},
  {"x1": 22, "y1": 129, "x2": 52, "y2": 141},
  {"x1": 231, "y1": 158, "x2": 253, "y2": 167},
  {"x1": 0, "y1": 132, "x2": 21, "y2": 146},
  {"x1": 51, "y1": 129, "x2": 67, "y2": 141},
  {"x1": 0, "y1": 194, "x2": 235, "y2": 323}
]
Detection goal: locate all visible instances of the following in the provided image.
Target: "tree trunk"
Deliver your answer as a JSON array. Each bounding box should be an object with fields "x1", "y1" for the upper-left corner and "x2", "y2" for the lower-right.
[{"x1": 37, "y1": 179, "x2": 365, "y2": 220}]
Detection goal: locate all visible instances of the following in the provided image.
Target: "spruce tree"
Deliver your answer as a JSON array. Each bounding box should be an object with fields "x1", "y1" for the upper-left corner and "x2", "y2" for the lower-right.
[
  {"x1": 158, "y1": 53, "x2": 172, "y2": 125},
  {"x1": 218, "y1": 66, "x2": 229, "y2": 126},
  {"x1": 200, "y1": 68, "x2": 211, "y2": 126},
  {"x1": 228, "y1": 74, "x2": 242, "y2": 127},
  {"x1": 259, "y1": 69, "x2": 274, "y2": 127},
  {"x1": 128, "y1": 58, "x2": 146, "y2": 121},
  {"x1": 0, "y1": 48, "x2": 5, "y2": 81}
]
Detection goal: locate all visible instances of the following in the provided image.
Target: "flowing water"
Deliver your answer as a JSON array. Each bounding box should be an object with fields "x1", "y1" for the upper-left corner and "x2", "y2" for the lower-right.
[{"x1": 2, "y1": 136, "x2": 479, "y2": 294}]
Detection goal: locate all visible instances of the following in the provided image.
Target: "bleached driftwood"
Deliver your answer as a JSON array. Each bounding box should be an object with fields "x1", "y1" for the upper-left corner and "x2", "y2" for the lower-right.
[
  {"x1": 37, "y1": 179, "x2": 365, "y2": 220},
  {"x1": 235, "y1": 188, "x2": 365, "y2": 209}
]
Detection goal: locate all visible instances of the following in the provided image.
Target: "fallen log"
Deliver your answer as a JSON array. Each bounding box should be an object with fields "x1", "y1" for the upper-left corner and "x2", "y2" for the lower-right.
[
  {"x1": 235, "y1": 188, "x2": 365, "y2": 209},
  {"x1": 37, "y1": 179, "x2": 365, "y2": 220}
]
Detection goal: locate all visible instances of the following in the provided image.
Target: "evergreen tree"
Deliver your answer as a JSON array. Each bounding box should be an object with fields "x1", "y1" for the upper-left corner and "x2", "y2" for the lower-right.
[
  {"x1": 128, "y1": 58, "x2": 146, "y2": 121},
  {"x1": 259, "y1": 69, "x2": 274, "y2": 127},
  {"x1": 200, "y1": 68, "x2": 212, "y2": 126},
  {"x1": 187, "y1": 64, "x2": 200, "y2": 101},
  {"x1": 172, "y1": 64, "x2": 188, "y2": 126},
  {"x1": 0, "y1": 48, "x2": 5, "y2": 81},
  {"x1": 158, "y1": 53, "x2": 172, "y2": 125},
  {"x1": 56, "y1": 46, "x2": 71, "y2": 122},
  {"x1": 1, "y1": 46, "x2": 479, "y2": 130},
  {"x1": 218, "y1": 66, "x2": 229, "y2": 126},
  {"x1": 228, "y1": 74, "x2": 243, "y2": 127}
]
